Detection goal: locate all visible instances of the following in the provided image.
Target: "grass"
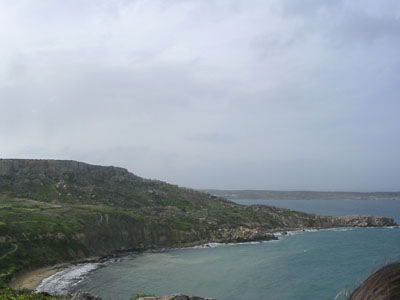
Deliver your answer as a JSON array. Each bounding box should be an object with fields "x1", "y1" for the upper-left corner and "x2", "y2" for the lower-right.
[
  {"x1": 0, "y1": 288, "x2": 66, "y2": 300},
  {"x1": 0, "y1": 197, "x2": 89, "y2": 285}
]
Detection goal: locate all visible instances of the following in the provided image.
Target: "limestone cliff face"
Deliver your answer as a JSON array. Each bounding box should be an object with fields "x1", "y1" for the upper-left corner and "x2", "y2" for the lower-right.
[
  {"x1": 0, "y1": 159, "x2": 132, "y2": 181},
  {"x1": 78, "y1": 212, "x2": 211, "y2": 255}
]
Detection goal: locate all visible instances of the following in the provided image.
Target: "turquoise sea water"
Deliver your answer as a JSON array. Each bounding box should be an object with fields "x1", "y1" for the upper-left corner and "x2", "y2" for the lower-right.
[{"x1": 70, "y1": 200, "x2": 400, "y2": 300}]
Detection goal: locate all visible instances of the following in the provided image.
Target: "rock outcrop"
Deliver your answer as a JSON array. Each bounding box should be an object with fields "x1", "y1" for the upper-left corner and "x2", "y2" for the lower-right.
[
  {"x1": 212, "y1": 227, "x2": 278, "y2": 243},
  {"x1": 71, "y1": 291, "x2": 102, "y2": 300},
  {"x1": 335, "y1": 215, "x2": 396, "y2": 227},
  {"x1": 69, "y1": 292, "x2": 216, "y2": 300}
]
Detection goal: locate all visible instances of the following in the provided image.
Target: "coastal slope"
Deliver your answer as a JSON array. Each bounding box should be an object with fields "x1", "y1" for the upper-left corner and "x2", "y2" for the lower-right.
[{"x1": 0, "y1": 159, "x2": 396, "y2": 285}]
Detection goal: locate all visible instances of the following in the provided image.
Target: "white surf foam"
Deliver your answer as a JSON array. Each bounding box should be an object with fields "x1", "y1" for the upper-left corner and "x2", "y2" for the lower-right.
[
  {"x1": 193, "y1": 242, "x2": 222, "y2": 248},
  {"x1": 328, "y1": 227, "x2": 353, "y2": 232},
  {"x1": 384, "y1": 225, "x2": 399, "y2": 229},
  {"x1": 35, "y1": 263, "x2": 101, "y2": 295}
]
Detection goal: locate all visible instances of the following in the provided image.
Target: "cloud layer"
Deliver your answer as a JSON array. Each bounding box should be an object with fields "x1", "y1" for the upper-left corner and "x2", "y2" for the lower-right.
[{"x1": 1, "y1": 0, "x2": 400, "y2": 191}]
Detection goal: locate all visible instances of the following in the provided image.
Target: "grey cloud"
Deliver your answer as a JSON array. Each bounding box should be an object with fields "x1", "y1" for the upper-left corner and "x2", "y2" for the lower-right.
[
  {"x1": 0, "y1": 0, "x2": 399, "y2": 191},
  {"x1": 280, "y1": 0, "x2": 343, "y2": 17},
  {"x1": 328, "y1": 13, "x2": 400, "y2": 45},
  {"x1": 185, "y1": 132, "x2": 236, "y2": 143}
]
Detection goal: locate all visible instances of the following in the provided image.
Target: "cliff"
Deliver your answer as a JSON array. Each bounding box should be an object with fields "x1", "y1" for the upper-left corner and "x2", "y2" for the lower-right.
[{"x1": 0, "y1": 159, "x2": 396, "y2": 285}]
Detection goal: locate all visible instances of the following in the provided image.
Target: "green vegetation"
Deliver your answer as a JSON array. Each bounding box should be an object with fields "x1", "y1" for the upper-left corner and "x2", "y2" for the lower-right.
[
  {"x1": 0, "y1": 198, "x2": 87, "y2": 286},
  {"x1": 0, "y1": 288, "x2": 66, "y2": 300}
]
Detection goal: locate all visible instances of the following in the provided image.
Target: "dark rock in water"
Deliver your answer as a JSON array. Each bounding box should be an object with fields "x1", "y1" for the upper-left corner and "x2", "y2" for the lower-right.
[
  {"x1": 71, "y1": 291, "x2": 103, "y2": 300},
  {"x1": 135, "y1": 294, "x2": 216, "y2": 300}
]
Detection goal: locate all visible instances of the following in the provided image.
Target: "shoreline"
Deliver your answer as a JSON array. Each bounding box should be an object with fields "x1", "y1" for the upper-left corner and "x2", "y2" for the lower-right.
[
  {"x1": 9, "y1": 225, "x2": 398, "y2": 293},
  {"x1": 7, "y1": 256, "x2": 102, "y2": 292},
  {"x1": 8, "y1": 266, "x2": 67, "y2": 291}
]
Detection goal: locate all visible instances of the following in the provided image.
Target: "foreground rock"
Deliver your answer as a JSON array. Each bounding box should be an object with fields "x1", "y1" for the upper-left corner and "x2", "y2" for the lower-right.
[
  {"x1": 69, "y1": 293, "x2": 216, "y2": 300},
  {"x1": 136, "y1": 294, "x2": 216, "y2": 300}
]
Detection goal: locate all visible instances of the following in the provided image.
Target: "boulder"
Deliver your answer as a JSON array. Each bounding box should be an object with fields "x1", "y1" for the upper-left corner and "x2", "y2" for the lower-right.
[{"x1": 71, "y1": 291, "x2": 103, "y2": 300}]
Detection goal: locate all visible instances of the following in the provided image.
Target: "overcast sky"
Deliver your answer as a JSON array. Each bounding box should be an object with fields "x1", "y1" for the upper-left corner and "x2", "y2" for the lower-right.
[{"x1": 1, "y1": 0, "x2": 399, "y2": 191}]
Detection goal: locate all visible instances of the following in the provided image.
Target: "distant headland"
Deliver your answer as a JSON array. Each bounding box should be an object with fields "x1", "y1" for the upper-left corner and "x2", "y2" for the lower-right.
[{"x1": 203, "y1": 189, "x2": 400, "y2": 200}]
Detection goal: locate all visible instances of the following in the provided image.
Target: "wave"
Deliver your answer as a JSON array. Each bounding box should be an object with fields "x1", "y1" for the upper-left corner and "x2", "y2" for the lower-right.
[
  {"x1": 383, "y1": 225, "x2": 399, "y2": 229},
  {"x1": 275, "y1": 229, "x2": 319, "y2": 237},
  {"x1": 35, "y1": 263, "x2": 101, "y2": 295},
  {"x1": 274, "y1": 227, "x2": 355, "y2": 238},
  {"x1": 326, "y1": 227, "x2": 354, "y2": 232},
  {"x1": 193, "y1": 242, "x2": 223, "y2": 248},
  {"x1": 177, "y1": 239, "x2": 281, "y2": 251}
]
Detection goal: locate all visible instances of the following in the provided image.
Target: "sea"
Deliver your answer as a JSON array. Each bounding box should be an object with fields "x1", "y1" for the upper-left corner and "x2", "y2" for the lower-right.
[{"x1": 36, "y1": 200, "x2": 400, "y2": 300}]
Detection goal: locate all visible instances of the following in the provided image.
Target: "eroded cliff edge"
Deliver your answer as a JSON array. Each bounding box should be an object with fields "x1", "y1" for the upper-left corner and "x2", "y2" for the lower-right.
[{"x1": 0, "y1": 159, "x2": 396, "y2": 285}]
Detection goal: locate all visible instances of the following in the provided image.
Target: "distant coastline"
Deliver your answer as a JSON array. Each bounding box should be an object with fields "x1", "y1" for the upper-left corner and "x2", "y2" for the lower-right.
[{"x1": 203, "y1": 189, "x2": 400, "y2": 201}]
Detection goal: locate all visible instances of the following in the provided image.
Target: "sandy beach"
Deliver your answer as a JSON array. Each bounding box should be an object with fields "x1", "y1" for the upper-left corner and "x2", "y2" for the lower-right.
[{"x1": 8, "y1": 266, "x2": 65, "y2": 290}]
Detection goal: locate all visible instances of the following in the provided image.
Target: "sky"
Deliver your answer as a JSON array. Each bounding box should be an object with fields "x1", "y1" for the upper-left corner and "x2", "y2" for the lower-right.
[{"x1": 0, "y1": 0, "x2": 400, "y2": 191}]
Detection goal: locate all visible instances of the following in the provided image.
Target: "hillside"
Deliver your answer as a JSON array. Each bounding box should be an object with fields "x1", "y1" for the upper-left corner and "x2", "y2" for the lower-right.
[
  {"x1": 0, "y1": 159, "x2": 396, "y2": 286},
  {"x1": 204, "y1": 189, "x2": 400, "y2": 200}
]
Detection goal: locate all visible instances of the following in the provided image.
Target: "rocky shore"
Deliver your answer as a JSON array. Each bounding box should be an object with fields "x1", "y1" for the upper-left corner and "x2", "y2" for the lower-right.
[{"x1": 69, "y1": 292, "x2": 214, "y2": 300}]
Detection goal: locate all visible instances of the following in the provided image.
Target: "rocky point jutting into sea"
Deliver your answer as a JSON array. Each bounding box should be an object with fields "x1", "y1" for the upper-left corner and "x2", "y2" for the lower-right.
[{"x1": 0, "y1": 159, "x2": 396, "y2": 289}]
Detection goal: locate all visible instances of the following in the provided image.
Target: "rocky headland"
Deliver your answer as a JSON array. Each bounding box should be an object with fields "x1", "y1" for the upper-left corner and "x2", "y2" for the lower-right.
[{"x1": 0, "y1": 159, "x2": 396, "y2": 289}]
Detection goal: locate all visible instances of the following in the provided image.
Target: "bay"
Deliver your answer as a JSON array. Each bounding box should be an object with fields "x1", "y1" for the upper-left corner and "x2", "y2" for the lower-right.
[{"x1": 60, "y1": 200, "x2": 400, "y2": 300}]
